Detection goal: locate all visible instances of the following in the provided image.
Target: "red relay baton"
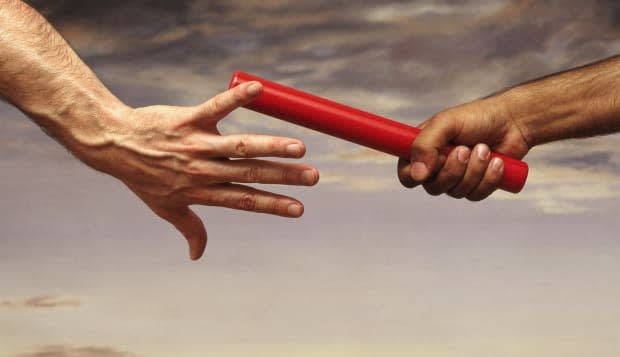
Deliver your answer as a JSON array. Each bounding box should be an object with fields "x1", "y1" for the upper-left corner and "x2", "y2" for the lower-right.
[{"x1": 229, "y1": 71, "x2": 528, "y2": 193}]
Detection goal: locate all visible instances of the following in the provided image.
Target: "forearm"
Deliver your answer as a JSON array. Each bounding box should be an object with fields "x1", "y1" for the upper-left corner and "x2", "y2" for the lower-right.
[
  {"x1": 493, "y1": 55, "x2": 620, "y2": 148},
  {"x1": 0, "y1": 0, "x2": 127, "y2": 152}
]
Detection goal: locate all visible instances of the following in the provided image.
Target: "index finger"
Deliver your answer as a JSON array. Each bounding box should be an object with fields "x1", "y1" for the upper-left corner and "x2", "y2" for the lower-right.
[
  {"x1": 409, "y1": 112, "x2": 461, "y2": 182},
  {"x1": 194, "y1": 81, "x2": 263, "y2": 124}
]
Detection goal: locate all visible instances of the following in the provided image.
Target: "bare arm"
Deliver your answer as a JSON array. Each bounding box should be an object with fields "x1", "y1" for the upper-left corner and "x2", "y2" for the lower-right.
[
  {"x1": 498, "y1": 56, "x2": 620, "y2": 146},
  {"x1": 0, "y1": 0, "x2": 319, "y2": 260},
  {"x1": 0, "y1": 0, "x2": 127, "y2": 144},
  {"x1": 398, "y1": 55, "x2": 620, "y2": 200}
]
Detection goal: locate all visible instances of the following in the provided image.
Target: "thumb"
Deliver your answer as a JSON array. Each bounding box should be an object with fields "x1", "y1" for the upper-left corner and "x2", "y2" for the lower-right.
[
  {"x1": 410, "y1": 113, "x2": 461, "y2": 182},
  {"x1": 128, "y1": 186, "x2": 208, "y2": 260},
  {"x1": 169, "y1": 207, "x2": 208, "y2": 261},
  {"x1": 150, "y1": 204, "x2": 208, "y2": 261}
]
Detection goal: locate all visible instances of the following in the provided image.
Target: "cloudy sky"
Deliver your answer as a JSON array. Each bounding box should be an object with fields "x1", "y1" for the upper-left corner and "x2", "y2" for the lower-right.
[{"x1": 1, "y1": 0, "x2": 620, "y2": 356}]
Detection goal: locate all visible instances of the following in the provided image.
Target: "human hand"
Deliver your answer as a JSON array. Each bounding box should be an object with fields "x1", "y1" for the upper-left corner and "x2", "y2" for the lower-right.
[
  {"x1": 78, "y1": 81, "x2": 319, "y2": 260},
  {"x1": 397, "y1": 97, "x2": 530, "y2": 200}
]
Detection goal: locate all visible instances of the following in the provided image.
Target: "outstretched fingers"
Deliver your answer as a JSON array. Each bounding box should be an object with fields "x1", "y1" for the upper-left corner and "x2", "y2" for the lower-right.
[
  {"x1": 184, "y1": 184, "x2": 306, "y2": 218},
  {"x1": 199, "y1": 134, "x2": 308, "y2": 159},
  {"x1": 194, "y1": 81, "x2": 263, "y2": 124},
  {"x1": 208, "y1": 159, "x2": 319, "y2": 186}
]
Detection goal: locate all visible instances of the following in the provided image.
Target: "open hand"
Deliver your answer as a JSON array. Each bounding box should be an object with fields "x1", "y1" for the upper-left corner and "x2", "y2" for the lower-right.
[{"x1": 81, "y1": 81, "x2": 319, "y2": 260}]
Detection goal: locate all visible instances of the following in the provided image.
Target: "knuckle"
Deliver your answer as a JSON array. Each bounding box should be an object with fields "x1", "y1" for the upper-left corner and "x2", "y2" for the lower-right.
[
  {"x1": 244, "y1": 164, "x2": 262, "y2": 182},
  {"x1": 175, "y1": 135, "x2": 206, "y2": 155},
  {"x1": 429, "y1": 112, "x2": 447, "y2": 123},
  {"x1": 232, "y1": 87, "x2": 246, "y2": 103},
  {"x1": 184, "y1": 161, "x2": 202, "y2": 176},
  {"x1": 184, "y1": 162, "x2": 214, "y2": 181},
  {"x1": 425, "y1": 112, "x2": 451, "y2": 130},
  {"x1": 182, "y1": 188, "x2": 202, "y2": 201},
  {"x1": 281, "y1": 167, "x2": 293, "y2": 184},
  {"x1": 410, "y1": 140, "x2": 427, "y2": 155},
  {"x1": 208, "y1": 95, "x2": 227, "y2": 114},
  {"x1": 181, "y1": 189, "x2": 196, "y2": 201},
  {"x1": 198, "y1": 140, "x2": 217, "y2": 157},
  {"x1": 170, "y1": 175, "x2": 192, "y2": 194},
  {"x1": 235, "y1": 136, "x2": 250, "y2": 157},
  {"x1": 239, "y1": 192, "x2": 257, "y2": 211},
  {"x1": 435, "y1": 108, "x2": 458, "y2": 122},
  {"x1": 266, "y1": 198, "x2": 280, "y2": 214},
  {"x1": 267, "y1": 138, "x2": 280, "y2": 153}
]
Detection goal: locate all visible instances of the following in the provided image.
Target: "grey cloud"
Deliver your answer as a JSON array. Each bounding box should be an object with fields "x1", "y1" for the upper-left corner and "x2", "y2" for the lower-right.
[
  {"x1": 547, "y1": 152, "x2": 615, "y2": 171},
  {"x1": 15, "y1": 345, "x2": 136, "y2": 357},
  {"x1": 24, "y1": 0, "x2": 620, "y2": 99},
  {"x1": 15, "y1": 0, "x2": 620, "y2": 162}
]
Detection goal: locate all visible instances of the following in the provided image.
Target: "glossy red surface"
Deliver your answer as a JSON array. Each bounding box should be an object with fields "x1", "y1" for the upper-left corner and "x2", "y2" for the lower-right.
[{"x1": 229, "y1": 71, "x2": 528, "y2": 193}]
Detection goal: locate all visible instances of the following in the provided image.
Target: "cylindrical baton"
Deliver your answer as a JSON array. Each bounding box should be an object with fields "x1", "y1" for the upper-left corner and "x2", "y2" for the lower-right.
[{"x1": 229, "y1": 71, "x2": 528, "y2": 193}]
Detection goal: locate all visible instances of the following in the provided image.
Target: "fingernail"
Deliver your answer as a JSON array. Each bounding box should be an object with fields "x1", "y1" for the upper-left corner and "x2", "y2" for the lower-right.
[
  {"x1": 457, "y1": 147, "x2": 470, "y2": 164},
  {"x1": 287, "y1": 203, "x2": 303, "y2": 217},
  {"x1": 491, "y1": 157, "x2": 504, "y2": 172},
  {"x1": 301, "y1": 169, "x2": 317, "y2": 185},
  {"x1": 286, "y1": 143, "x2": 302, "y2": 156},
  {"x1": 477, "y1": 145, "x2": 490, "y2": 161},
  {"x1": 246, "y1": 82, "x2": 262, "y2": 96},
  {"x1": 411, "y1": 162, "x2": 428, "y2": 181}
]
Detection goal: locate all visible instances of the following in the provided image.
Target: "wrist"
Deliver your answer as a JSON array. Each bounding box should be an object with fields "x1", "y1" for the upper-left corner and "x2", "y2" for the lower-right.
[
  {"x1": 25, "y1": 86, "x2": 132, "y2": 163},
  {"x1": 64, "y1": 94, "x2": 131, "y2": 150},
  {"x1": 494, "y1": 58, "x2": 620, "y2": 148},
  {"x1": 492, "y1": 85, "x2": 568, "y2": 148}
]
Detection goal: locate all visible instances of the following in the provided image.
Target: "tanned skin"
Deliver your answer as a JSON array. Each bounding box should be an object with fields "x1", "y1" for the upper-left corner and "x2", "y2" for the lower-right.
[
  {"x1": 0, "y1": 0, "x2": 320, "y2": 260},
  {"x1": 398, "y1": 56, "x2": 620, "y2": 200}
]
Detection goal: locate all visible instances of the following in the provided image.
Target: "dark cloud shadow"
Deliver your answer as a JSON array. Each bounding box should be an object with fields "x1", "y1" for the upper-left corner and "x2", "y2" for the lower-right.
[{"x1": 21, "y1": 0, "x2": 620, "y2": 103}]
